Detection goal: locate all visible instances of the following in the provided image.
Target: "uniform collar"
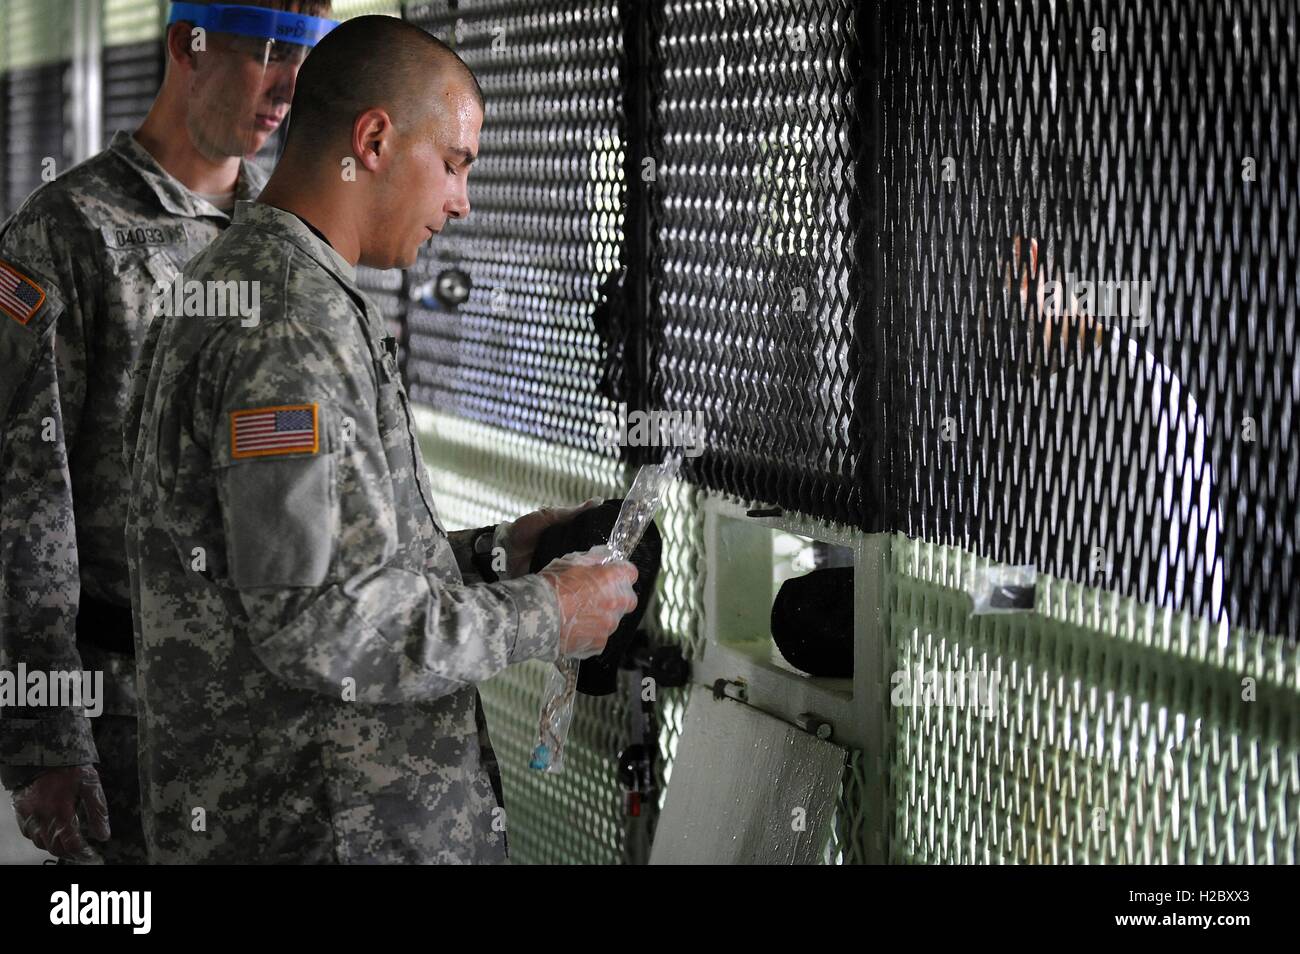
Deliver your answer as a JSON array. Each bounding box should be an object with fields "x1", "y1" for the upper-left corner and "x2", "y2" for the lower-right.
[
  {"x1": 232, "y1": 200, "x2": 358, "y2": 286},
  {"x1": 107, "y1": 130, "x2": 268, "y2": 221}
]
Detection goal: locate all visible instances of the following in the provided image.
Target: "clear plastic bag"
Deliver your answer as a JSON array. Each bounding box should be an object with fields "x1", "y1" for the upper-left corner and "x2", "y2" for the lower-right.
[{"x1": 530, "y1": 451, "x2": 683, "y2": 773}]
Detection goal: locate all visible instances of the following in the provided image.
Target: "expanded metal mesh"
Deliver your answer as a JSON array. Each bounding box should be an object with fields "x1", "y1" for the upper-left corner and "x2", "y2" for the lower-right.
[
  {"x1": 2, "y1": 63, "x2": 68, "y2": 217},
  {"x1": 357, "y1": 263, "x2": 408, "y2": 367},
  {"x1": 875, "y1": 0, "x2": 1298, "y2": 639},
  {"x1": 403, "y1": 2, "x2": 626, "y2": 452},
  {"x1": 888, "y1": 534, "x2": 1299, "y2": 864},
  {"x1": 412, "y1": 0, "x2": 1298, "y2": 865},
  {"x1": 101, "y1": 40, "x2": 162, "y2": 145},
  {"x1": 646, "y1": 0, "x2": 865, "y2": 525},
  {"x1": 415, "y1": 408, "x2": 695, "y2": 864},
  {"x1": 0, "y1": 75, "x2": 6, "y2": 221},
  {"x1": 100, "y1": 0, "x2": 164, "y2": 145},
  {"x1": 1, "y1": 0, "x2": 73, "y2": 214}
]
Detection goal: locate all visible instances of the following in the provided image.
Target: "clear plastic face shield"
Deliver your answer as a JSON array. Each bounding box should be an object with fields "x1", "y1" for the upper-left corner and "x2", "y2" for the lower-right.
[{"x1": 167, "y1": 2, "x2": 338, "y2": 160}]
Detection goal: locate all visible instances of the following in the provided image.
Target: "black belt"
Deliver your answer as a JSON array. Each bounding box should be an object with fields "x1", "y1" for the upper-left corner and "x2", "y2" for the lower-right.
[{"x1": 76, "y1": 595, "x2": 135, "y2": 656}]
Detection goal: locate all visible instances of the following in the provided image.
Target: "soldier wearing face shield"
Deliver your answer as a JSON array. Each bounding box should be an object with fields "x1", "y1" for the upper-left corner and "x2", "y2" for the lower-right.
[{"x1": 0, "y1": 1, "x2": 337, "y2": 863}]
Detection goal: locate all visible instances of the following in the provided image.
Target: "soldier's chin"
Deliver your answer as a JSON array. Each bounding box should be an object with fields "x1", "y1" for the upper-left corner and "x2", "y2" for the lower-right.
[
  {"x1": 209, "y1": 123, "x2": 269, "y2": 159},
  {"x1": 360, "y1": 247, "x2": 411, "y2": 270},
  {"x1": 193, "y1": 134, "x2": 260, "y2": 161},
  {"x1": 240, "y1": 127, "x2": 271, "y2": 157}
]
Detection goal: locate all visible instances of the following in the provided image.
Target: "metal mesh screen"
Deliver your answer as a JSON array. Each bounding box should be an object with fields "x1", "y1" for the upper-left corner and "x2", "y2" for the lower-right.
[
  {"x1": 829, "y1": 749, "x2": 872, "y2": 864},
  {"x1": 403, "y1": 2, "x2": 627, "y2": 452},
  {"x1": 410, "y1": 0, "x2": 1298, "y2": 864},
  {"x1": 876, "y1": 0, "x2": 1298, "y2": 638},
  {"x1": 102, "y1": 0, "x2": 164, "y2": 46},
  {"x1": 646, "y1": 0, "x2": 866, "y2": 524},
  {"x1": 3, "y1": 63, "x2": 69, "y2": 215},
  {"x1": 0, "y1": 2, "x2": 7, "y2": 220},
  {"x1": 415, "y1": 408, "x2": 698, "y2": 864},
  {"x1": 357, "y1": 263, "x2": 408, "y2": 367},
  {"x1": 101, "y1": 40, "x2": 162, "y2": 143},
  {"x1": 0, "y1": 73, "x2": 7, "y2": 221},
  {"x1": 888, "y1": 534, "x2": 1299, "y2": 864},
  {"x1": 100, "y1": 0, "x2": 164, "y2": 145},
  {"x1": 1, "y1": 0, "x2": 73, "y2": 213}
]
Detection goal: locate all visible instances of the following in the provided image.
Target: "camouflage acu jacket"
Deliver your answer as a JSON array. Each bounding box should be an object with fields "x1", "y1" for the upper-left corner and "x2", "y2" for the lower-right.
[
  {"x1": 124, "y1": 200, "x2": 562, "y2": 863},
  {"x1": 0, "y1": 131, "x2": 265, "y2": 782}
]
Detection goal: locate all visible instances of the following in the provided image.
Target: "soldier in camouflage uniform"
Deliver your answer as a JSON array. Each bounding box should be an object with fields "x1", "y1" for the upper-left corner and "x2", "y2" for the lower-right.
[
  {"x1": 124, "y1": 16, "x2": 639, "y2": 863},
  {"x1": 0, "y1": 0, "x2": 335, "y2": 863}
]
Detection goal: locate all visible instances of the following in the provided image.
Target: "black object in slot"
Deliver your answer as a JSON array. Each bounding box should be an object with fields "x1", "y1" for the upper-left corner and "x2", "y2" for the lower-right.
[{"x1": 770, "y1": 567, "x2": 853, "y2": 678}]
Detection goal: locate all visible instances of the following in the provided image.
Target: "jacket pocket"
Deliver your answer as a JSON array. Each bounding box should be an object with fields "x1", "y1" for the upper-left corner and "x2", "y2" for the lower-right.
[{"x1": 217, "y1": 453, "x2": 338, "y2": 589}]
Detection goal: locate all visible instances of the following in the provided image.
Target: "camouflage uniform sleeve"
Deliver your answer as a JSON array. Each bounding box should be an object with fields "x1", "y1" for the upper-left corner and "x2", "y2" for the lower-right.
[
  {"x1": 447, "y1": 526, "x2": 502, "y2": 584},
  {"x1": 0, "y1": 201, "x2": 101, "y2": 774},
  {"x1": 203, "y1": 318, "x2": 561, "y2": 705}
]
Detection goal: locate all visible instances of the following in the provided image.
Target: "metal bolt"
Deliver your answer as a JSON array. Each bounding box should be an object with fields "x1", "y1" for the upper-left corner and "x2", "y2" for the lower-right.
[{"x1": 797, "y1": 711, "x2": 832, "y2": 740}]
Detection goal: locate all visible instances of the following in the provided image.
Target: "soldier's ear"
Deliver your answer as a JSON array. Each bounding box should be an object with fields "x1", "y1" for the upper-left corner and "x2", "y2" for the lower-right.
[
  {"x1": 164, "y1": 21, "x2": 200, "y2": 73},
  {"x1": 353, "y1": 109, "x2": 393, "y2": 173}
]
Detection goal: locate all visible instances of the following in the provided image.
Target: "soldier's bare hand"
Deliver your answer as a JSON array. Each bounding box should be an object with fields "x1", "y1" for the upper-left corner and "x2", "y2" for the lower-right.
[
  {"x1": 11, "y1": 764, "x2": 111, "y2": 859},
  {"x1": 539, "y1": 546, "x2": 639, "y2": 658}
]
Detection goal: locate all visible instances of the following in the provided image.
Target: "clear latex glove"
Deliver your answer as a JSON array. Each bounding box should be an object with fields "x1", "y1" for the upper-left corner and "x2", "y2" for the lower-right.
[
  {"x1": 539, "y1": 545, "x2": 638, "y2": 658},
  {"x1": 495, "y1": 497, "x2": 604, "y2": 580},
  {"x1": 11, "y1": 764, "x2": 111, "y2": 860}
]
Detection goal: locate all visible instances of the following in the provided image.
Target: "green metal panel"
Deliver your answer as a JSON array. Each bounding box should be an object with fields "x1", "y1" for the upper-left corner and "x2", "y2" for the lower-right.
[
  {"x1": 102, "y1": 0, "x2": 164, "y2": 46},
  {"x1": 2, "y1": 0, "x2": 75, "y2": 70},
  {"x1": 332, "y1": 0, "x2": 401, "y2": 18},
  {"x1": 887, "y1": 534, "x2": 1298, "y2": 864}
]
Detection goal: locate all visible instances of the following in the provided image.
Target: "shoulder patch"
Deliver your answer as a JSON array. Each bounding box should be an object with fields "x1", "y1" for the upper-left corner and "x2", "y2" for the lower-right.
[
  {"x1": 0, "y1": 260, "x2": 47, "y2": 326},
  {"x1": 230, "y1": 403, "x2": 319, "y2": 459}
]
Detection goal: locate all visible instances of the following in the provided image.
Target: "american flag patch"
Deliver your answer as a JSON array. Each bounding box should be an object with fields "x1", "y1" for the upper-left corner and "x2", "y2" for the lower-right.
[
  {"x1": 0, "y1": 260, "x2": 46, "y2": 326},
  {"x1": 230, "y1": 404, "x2": 319, "y2": 459}
]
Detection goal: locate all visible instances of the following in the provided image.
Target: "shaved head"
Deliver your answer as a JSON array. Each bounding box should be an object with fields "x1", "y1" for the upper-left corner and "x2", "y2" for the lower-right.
[
  {"x1": 283, "y1": 15, "x2": 483, "y2": 157},
  {"x1": 257, "y1": 13, "x2": 484, "y2": 269}
]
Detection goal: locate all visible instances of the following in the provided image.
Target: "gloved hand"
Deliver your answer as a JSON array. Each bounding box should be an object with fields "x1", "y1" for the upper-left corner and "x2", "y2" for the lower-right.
[
  {"x1": 11, "y1": 764, "x2": 111, "y2": 860},
  {"x1": 495, "y1": 497, "x2": 604, "y2": 579},
  {"x1": 539, "y1": 546, "x2": 639, "y2": 659}
]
